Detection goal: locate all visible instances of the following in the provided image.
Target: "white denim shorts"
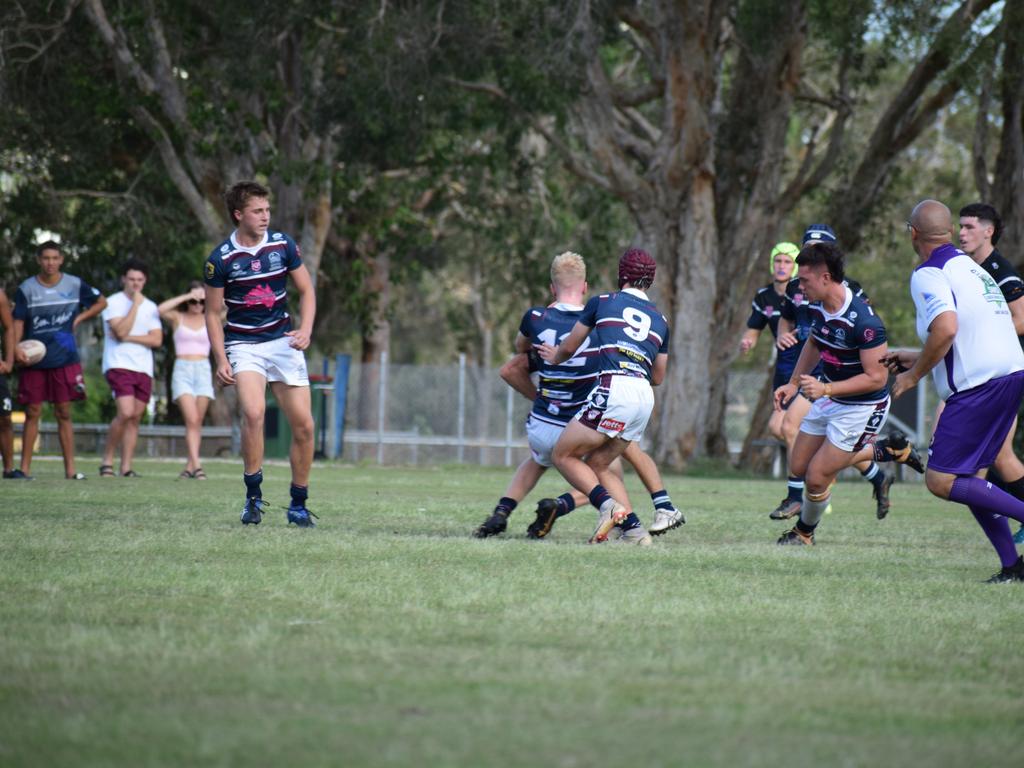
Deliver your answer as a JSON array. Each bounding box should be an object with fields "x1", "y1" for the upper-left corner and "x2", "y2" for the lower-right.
[{"x1": 171, "y1": 358, "x2": 215, "y2": 401}]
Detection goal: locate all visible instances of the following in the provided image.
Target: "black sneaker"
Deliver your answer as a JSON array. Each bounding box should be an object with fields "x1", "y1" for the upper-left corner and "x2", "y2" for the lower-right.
[
  {"x1": 769, "y1": 498, "x2": 802, "y2": 520},
  {"x1": 527, "y1": 498, "x2": 559, "y2": 539},
  {"x1": 874, "y1": 474, "x2": 894, "y2": 520},
  {"x1": 474, "y1": 509, "x2": 509, "y2": 538},
  {"x1": 777, "y1": 526, "x2": 814, "y2": 546},
  {"x1": 875, "y1": 430, "x2": 925, "y2": 473},
  {"x1": 4, "y1": 469, "x2": 32, "y2": 480},
  {"x1": 984, "y1": 556, "x2": 1024, "y2": 583}
]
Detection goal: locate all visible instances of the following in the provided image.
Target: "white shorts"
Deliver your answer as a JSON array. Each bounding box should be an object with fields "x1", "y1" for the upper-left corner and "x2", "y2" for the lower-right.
[
  {"x1": 526, "y1": 414, "x2": 567, "y2": 467},
  {"x1": 171, "y1": 358, "x2": 215, "y2": 401},
  {"x1": 226, "y1": 336, "x2": 309, "y2": 387},
  {"x1": 799, "y1": 397, "x2": 890, "y2": 451},
  {"x1": 576, "y1": 374, "x2": 654, "y2": 442}
]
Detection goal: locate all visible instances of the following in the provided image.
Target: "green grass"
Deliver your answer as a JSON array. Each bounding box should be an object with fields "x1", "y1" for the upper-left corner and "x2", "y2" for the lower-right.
[{"x1": 1, "y1": 460, "x2": 1022, "y2": 767}]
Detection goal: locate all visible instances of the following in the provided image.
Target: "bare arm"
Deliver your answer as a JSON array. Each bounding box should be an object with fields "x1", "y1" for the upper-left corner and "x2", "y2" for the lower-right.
[
  {"x1": 0, "y1": 291, "x2": 13, "y2": 374},
  {"x1": 776, "y1": 317, "x2": 798, "y2": 350},
  {"x1": 284, "y1": 265, "x2": 316, "y2": 350},
  {"x1": 205, "y1": 285, "x2": 233, "y2": 386},
  {"x1": 106, "y1": 294, "x2": 143, "y2": 340},
  {"x1": 124, "y1": 327, "x2": 163, "y2": 349},
  {"x1": 799, "y1": 343, "x2": 890, "y2": 400},
  {"x1": 513, "y1": 332, "x2": 532, "y2": 354},
  {"x1": 651, "y1": 353, "x2": 668, "y2": 386},
  {"x1": 773, "y1": 337, "x2": 821, "y2": 410},
  {"x1": 157, "y1": 286, "x2": 204, "y2": 323},
  {"x1": 536, "y1": 321, "x2": 589, "y2": 365},
  {"x1": 73, "y1": 295, "x2": 107, "y2": 330},
  {"x1": 891, "y1": 311, "x2": 957, "y2": 399},
  {"x1": 499, "y1": 353, "x2": 536, "y2": 400},
  {"x1": 12, "y1": 319, "x2": 27, "y2": 365},
  {"x1": 739, "y1": 328, "x2": 760, "y2": 354},
  {"x1": 1009, "y1": 296, "x2": 1024, "y2": 336}
]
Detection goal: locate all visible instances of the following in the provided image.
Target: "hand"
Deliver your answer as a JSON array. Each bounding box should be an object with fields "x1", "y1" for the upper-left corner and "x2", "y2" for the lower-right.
[
  {"x1": 773, "y1": 382, "x2": 798, "y2": 411},
  {"x1": 799, "y1": 375, "x2": 826, "y2": 400},
  {"x1": 0, "y1": 360, "x2": 11, "y2": 375},
  {"x1": 13, "y1": 347, "x2": 29, "y2": 366},
  {"x1": 880, "y1": 350, "x2": 913, "y2": 374},
  {"x1": 189, "y1": 286, "x2": 205, "y2": 302},
  {"x1": 285, "y1": 329, "x2": 311, "y2": 350},
  {"x1": 776, "y1": 332, "x2": 798, "y2": 350},
  {"x1": 535, "y1": 342, "x2": 557, "y2": 362},
  {"x1": 215, "y1": 360, "x2": 235, "y2": 386},
  {"x1": 739, "y1": 337, "x2": 754, "y2": 354},
  {"x1": 132, "y1": 290, "x2": 144, "y2": 306},
  {"x1": 891, "y1": 371, "x2": 919, "y2": 400}
]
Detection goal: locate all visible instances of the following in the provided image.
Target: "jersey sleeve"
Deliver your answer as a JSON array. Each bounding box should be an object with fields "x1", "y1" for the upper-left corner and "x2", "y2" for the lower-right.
[
  {"x1": 746, "y1": 293, "x2": 769, "y2": 330},
  {"x1": 204, "y1": 251, "x2": 227, "y2": 288},
  {"x1": 79, "y1": 281, "x2": 102, "y2": 310},
  {"x1": 856, "y1": 310, "x2": 887, "y2": 349},
  {"x1": 989, "y1": 254, "x2": 1024, "y2": 303},
  {"x1": 578, "y1": 295, "x2": 600, "y2": 328},
  {"x1": 780, "y1": 294, "x2": 796, "y2": 322},
  {"x1": 518, "y1": 308, "x2": 539, "y2": 340},
  {"x1": 285, "y1": 235, "x2": 303, "y2": 271},
  {"x1": 658, "y1": 320, "x2": 670, "y2": 354},
  {"x1": 12, "y1": 288, "x2": 28, "y2": 322},
  {"x1": 846, "y1": 278, "x2": 868, "y2": 303},
  {"x1": 910, "y1": 267, "x2": 956, "y2": 328}
]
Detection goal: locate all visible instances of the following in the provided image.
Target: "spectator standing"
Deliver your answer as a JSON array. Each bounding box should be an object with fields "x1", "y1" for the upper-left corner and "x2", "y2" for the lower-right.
[{"x1": 0, "y1": 288, "x2": 14, "y2": 477}]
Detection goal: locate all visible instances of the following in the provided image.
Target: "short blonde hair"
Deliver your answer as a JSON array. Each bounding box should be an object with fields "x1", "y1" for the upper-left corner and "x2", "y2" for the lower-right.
[{"x1": 550, "y1": 251, "x2": 586, "y2": 287}]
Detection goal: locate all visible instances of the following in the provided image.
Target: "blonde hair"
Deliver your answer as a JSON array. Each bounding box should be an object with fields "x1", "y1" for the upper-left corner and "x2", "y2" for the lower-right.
[{"x1": 550, "y1": 251, "x2": 586, "y2": 288}]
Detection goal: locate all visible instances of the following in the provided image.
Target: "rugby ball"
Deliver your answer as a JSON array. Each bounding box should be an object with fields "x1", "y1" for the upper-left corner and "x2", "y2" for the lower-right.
[{"x1": 17, "y1": 339, "x2": 46, "y2": 366}]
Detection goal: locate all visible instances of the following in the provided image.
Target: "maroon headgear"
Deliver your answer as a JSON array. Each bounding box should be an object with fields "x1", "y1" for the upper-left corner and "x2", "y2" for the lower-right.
[{"x1": 618, "y1": 248, "x2": 656, "y2": 290}]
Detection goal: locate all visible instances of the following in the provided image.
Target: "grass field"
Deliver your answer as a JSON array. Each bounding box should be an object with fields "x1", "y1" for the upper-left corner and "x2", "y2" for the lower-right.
[{"x1": 1, "y1": 458, "x2": 1022, "y2": 767}]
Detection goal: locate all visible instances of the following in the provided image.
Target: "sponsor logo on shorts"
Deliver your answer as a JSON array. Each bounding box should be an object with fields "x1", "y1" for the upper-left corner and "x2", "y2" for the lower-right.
[{"x1": 599, "y1": 418, "x2": 626, "y2": 432}]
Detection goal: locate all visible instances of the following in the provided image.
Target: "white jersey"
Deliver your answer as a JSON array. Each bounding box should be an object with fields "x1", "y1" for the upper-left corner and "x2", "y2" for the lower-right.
[
  {"x1": 101, "y1": 291, "x2": 162, "y2": 376},
  {"x1": 910, "y1": 244, "x2": 1024, "y2": 400}
]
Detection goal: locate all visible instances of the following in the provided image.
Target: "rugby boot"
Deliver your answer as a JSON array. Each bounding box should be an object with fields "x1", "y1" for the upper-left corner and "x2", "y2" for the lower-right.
[
  {"x1": 769, "y1": 497, "x2": 802, "y2": 520},
  {"x1": 474, "y1": 509, "x2": 508, "y2": 538},
  {"x1": 589, "y1": 501, "x2": 629, "y2": 543},
  {"x1": 240, "y1": 497, "x2": 269, "y2": 526},
  {"x1": 777, "y1": 526, "x2": 814, "y2": 546},
  {"x1": 618, "y1": 522, "x2": 653, "y2": 546},
  {"x1": 526, "y1": 498, "x2": 559, "y2": 539},
  {"x1": 649, "y1": 506, "x2": 685, "y2": 535},
  {"x1": 287, "y1": 504, "x2": 317, "y2": 528},
  {"x1": 984, "y1": 556, "x2": 1024, "y2": 583},
  {"x1": 874, "y1": 474, "x2": 895, "y2": 520},
  {"x1": 874, "y1": 430, "x2": 925, "y2": 473}
]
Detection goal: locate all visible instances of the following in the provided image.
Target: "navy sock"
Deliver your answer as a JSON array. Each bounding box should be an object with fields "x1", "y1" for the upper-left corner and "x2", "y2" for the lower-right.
[
  {"x1": 555, "y1": 493, "x2": 576, "y2": 517},
  {"x1": 651, "y1": 489, "x2": 674, "y2": 511},
  {"x1": 795, "y1": 518, "x2": 817, "y2": 535},
  {"x1": 787, "y1": 476, "x2": 804, "y2": 502},
  {"x1": 495, "y1": 497, "x2": 518, "y2": 516},
  {"x1": 860, "y1": 462, "x2": 884, "y2": 489},
  {"x1": 620, "y1": 512, "x2": 642, "y2": 531},
  {"x1": 290, "y1": 483, "x2": 308, "y2": 508},
  {"x1": 1002, "y1": 475, "x2": 1024, "y2": 502},
  {"x1": 244, "y1": 469, "x2": 263, "y2": 500},
  {"x1": 588, "y1": 485, "x2": 611, "y2": 510}
]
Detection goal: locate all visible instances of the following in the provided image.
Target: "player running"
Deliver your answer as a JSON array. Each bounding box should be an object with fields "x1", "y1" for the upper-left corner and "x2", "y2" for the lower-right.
[
  {"x1": 772, "y1": 241, "x2": 923, "y2": 546},
  {"x1": 204, "y1": 181, "x2": 317, "y2": 527},
  {"x1": 537, "y1": 248, "x2": 669, "y2": 544},
  {"x1": 474, "y1": 252, "x2": 682, "y2": 541}
]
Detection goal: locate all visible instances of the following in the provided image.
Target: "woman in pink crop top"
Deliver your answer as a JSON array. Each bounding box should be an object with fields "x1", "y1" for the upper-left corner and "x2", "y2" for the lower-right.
[{"x1": 158, "y1": 281, "x2": 215, "y2": 479}]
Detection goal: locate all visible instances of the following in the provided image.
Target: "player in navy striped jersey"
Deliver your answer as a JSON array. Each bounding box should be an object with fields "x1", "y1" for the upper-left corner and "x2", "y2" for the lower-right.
[
  {"x1": 538, "y1": 248, "x2": 670, "y2": 544},
  {"x1": 769, "y1": 224, "x2": 893, "y2": 521},
  {"x1": 204, "y1": 181, "x2": 317, "y2": 528},
  {"x1": 772, "y1": 242, "x2": 922, "y2": 546},
  {"x1": 474, "y1": 252, "x2": 682, "y2": 540}
]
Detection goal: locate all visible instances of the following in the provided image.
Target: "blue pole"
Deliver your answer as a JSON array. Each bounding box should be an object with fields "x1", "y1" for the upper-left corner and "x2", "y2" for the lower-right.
[{"x1": 334, "y1": 353, "x2": 352, "y2": 459}]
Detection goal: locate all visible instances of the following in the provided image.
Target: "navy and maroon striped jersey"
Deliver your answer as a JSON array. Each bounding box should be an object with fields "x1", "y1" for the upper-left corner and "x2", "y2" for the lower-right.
[
  {"x1": 204, "y1": 230, "x2": 302, "y2": 346},
  {"x1": 577, "y1": 289, "x2": 669, "y2": 381},
  {"x1": 808, "y1": 286, "x2": 888, "y2": 405}
]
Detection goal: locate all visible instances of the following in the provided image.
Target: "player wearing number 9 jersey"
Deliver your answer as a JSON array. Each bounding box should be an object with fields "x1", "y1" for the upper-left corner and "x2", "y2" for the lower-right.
[{"x1": 538, "y1": 248, "x2": 670, "y2": 543}]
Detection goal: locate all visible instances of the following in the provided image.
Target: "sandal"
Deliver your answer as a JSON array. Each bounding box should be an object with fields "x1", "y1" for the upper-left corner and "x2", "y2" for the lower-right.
[
  {"x1": 178, "y1": 469, "x2": 195, "y2": 479},
  {"x1": 192, "y1": 467, "x2": 207, "y2": 480},
  {"x1": 99, "y1": 465, "x2": 115, "y2": 477},
  {"x1": 122, "y1": 469, "x2": 140, "y2": 478}
]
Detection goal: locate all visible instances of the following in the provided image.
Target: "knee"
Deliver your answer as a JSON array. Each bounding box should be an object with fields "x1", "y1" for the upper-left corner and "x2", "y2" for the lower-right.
[
  {"x1": 241, "y1": 407, "x2": 265, "y2": 428},
  {"x1": 804, "y1": 472, "x2": 831, "y2": 497},
  {"x1": 925, "y1": 471, "x2": 952, "y2": 499},
  {"x1": 54, "y1": 405, "x2": 72, "y2": 422},
  {"x1": 291, "y1": 416, "x2": 314, "y2": 444}
]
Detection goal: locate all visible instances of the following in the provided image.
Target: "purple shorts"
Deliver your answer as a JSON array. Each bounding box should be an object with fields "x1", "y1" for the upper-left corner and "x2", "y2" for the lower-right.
[
  {"x1": 928, "y1": 371, "x2": 1024, "y2": 474},
  {"x1": 18, "y1": 363, "x2": 86, "y2": 405},
  {"x1": 105, "y1": 368, "x2": 153, "y2": 403}
]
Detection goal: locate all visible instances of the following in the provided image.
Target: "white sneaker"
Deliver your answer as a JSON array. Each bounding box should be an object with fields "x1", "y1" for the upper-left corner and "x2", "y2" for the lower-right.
[
  {"x1": 649, "y1": 506, "x2": 685, "y2": 535},
  {"x1": 590, "y1": 501, "x2": 628, "y2": 543},
  {"x1": 618, "y1": 523, "x2": 653, "y2": 546}
]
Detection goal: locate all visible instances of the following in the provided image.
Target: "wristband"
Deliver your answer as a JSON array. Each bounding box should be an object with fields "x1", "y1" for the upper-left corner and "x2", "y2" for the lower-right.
[{"x1": 824, "y1": 383, "x2": 832, "y2": 397}]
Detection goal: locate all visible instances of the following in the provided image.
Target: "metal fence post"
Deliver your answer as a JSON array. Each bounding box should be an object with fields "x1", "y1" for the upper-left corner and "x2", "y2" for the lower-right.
[
  {"x1": 457, "y1": 353, "x2": 466, "y2": 463},
  {"x1": 377, "y1": 351, "x2": 388, "y2": 465},
  {"x1": 505, "y1": 382, "x2": 514, "y2": 466}
]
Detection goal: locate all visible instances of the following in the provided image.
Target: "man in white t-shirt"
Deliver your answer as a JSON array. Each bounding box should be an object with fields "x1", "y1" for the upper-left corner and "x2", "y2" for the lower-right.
[
  {"x1": 99, "y1": 259, "x2": 163, "y2": 477},
  {"x1": 884, "y1": 200, "x2": 1024, "y2": 582}
]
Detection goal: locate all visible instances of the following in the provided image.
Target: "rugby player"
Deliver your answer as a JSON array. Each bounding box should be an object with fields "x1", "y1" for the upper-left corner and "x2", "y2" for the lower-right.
[
  {"x1": 770, "y1": 224, "x2": 893, "y2": 521},
  {"x1": 204, "y1": 181, "x2": 317, "y2": 527},
  {"x1": 537, "y1": 248, "x2": 669, "y2": 544},
  {"x1": 0, "y1": 288, "x2": 14, "y2": 478},
  {"x1": 885, "y1": 200, "x2": 1024, "y2": 582},
  {"x1": 474, "y1": 252, "x2": 682, "y2": 541},
  {"x1": 772, "y1": 241, "x2": 923, "y2": 546}
]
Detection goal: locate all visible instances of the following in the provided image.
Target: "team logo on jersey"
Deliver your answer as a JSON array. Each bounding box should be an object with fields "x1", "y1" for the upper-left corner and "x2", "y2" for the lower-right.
[
  {"x1": 251, "y1": 259, "x2": 263, "y2": 273},
  {"x1": 820, "y1": 326, "x2": 829, "y2": 335},
  {"x1": 232, "y1": 261, "x2": 242, "y2": 270},
  {"x1": 205, "y1": 261, "x2": 215, "y2": 279},
  {"x1": 834, "y1": 328, "x2": 846, "y2": 342},
  {"x1": 269, "y1": 252, "x2": 282, "y2": 268},
  {"x1": 862, "y1": 328, "x2": 875, "y2": 342},
  {"x1": 272, "y1": 233, "x2": 283, "y2": 240},
  {"x1": 220, "y1": 244, "x2": 230, "y2": 253},
  {"x1": 849, "y1": 311, "x2": 857, "y2": 320},
  {"x1": 794, "y1": 293, "x2": 804, "y2": 303},
  {"x1": 765, "y1": 306, "x2": 774, "y2": 316},
  {"x1": 243, "y1": 285, "x2": 276, "y2": 308}
]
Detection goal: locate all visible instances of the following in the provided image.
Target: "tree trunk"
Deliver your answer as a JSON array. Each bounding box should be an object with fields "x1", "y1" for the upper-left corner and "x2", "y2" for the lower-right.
[
  {"x1": 356, "y1": 248, "x2": 391, "y2": 431},
  {"x1": 738, "y1": 362, "x2": 778, "y2": 474},
  {"x1": 991, "y1": 1, "x2": 1024, "y2": 252}
]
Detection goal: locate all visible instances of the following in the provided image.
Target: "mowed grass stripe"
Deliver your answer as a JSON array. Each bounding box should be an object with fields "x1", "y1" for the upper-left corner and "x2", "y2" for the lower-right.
[{"x1": 0, "y1": 461, "x2": 1021, "y2": 767}]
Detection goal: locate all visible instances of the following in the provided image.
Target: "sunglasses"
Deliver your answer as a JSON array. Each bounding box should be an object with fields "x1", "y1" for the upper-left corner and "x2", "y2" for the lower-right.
[{"x1": 187, "y1": 299, "x2": 205, "y2": 306}]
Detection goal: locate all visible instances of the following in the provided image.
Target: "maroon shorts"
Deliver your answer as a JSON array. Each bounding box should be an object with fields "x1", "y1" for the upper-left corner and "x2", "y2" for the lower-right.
[
  {"x1": 105, "y1": 368, "x2": 153, "y2": 403},
  {"x1": 18, "y1": 363, "x2": 87, "y2": 405}
]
